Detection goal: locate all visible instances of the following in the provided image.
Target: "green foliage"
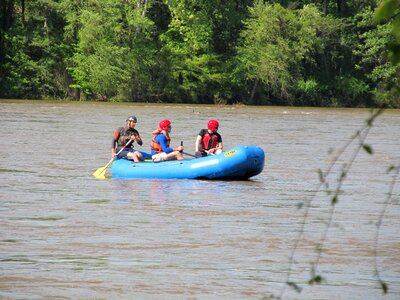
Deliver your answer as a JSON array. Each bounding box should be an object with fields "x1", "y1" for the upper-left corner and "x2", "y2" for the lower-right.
[
  {"x1": 331, "y1": 75, "x2": 370, "y2": 106},
  {"x1": 235, "y1": 2, "x2": 344, "y2": 105},
  {"x1": 0, "y1": 0, "x2": 399, "y2": 105},
  {"x1": 65, "y1": 0, "x2": 159, "y2": 100},
  {"x1": 375, "y1": 0, "x2": 400, "y2": 64},
  {"x1": 295, "y1": 79, "x2": 323, "y2": 106},
  {"x1": 355, "y1": 7, "x2": 400, "y2": 107},
  {"x1": 0, "y1": 0, "x2": 70, "y2": 99},
  {"x1": 159, "y1": 0, "x2": 226, "y2": 103}
]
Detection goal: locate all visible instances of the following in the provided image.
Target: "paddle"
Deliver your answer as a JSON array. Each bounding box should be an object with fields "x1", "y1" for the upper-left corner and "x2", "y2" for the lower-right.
[
  {"x1": 92, "y1": 139, "x2": 133, "y2": 179},
  {"x1": 180, "y1": 141, "x2": 198, "y2": 158},
  {"x1": 182, "y1": 151, "x2": 198, "y2": 158}
]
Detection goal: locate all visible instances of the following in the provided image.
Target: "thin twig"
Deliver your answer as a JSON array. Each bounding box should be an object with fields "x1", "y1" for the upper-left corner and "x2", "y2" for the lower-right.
[
  {"x1": 373, "y1": 164, "x2": 400, "y2": 294},
  {"x1": 279, "y1": 108, "x2": 384, "y2": 298}
]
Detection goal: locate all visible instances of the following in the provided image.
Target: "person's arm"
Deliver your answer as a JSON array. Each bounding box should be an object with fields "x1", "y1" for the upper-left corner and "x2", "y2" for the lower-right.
[
  {"x1": 134, "y1": 130, "x2": 143, "y2": 146},
  {"x1": 111, "y1": 130, "x2": 118, "y2": 158},
  {"x1": 208, "y1": 135, "x2": 223, "y2": 154},
  {"x1": 216, "y1": 134, "x2": 223, "y2": 151},
  {"x1": 157, "y1": 134, "x2": 174, "y2": 153},
  {"x1": 195, "y1": 129, "x2": 206, "y2": 155},
  {"x1": 195, "y1": 135, "x2": 202, "y2": 152}
]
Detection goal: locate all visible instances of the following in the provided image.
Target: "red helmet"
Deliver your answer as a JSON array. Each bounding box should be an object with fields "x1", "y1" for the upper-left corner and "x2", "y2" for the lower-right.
[
  {"x1": 159, "y1": 119, "x2": 171, "y2": 131},
  {"x1": 208, "y1": 120, "x2": 219, "y2": 131}
]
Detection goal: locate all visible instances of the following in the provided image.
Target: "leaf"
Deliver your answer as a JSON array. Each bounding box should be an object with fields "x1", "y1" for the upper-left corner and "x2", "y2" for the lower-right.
[
  {"x1": 308, "y1": 275, "x2": 324, "y2": 285},
  {"x1": 374, "y1": 0, "x2": 400, "y2": 22},
  {"x1": 287, "y1": 281, "x2": 302, "y2": 293},
  {"x1": 380, "y1": 280, "x2": 388, "y2": 294},
  {"x1": 362, "y1": 144, "x2": 373, "y2": 155}
]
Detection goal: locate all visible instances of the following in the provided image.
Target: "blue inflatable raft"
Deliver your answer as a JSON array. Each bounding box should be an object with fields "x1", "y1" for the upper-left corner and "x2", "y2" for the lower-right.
[{"x1": 111, "y1": 145, "x2": 265, "y2": 180}]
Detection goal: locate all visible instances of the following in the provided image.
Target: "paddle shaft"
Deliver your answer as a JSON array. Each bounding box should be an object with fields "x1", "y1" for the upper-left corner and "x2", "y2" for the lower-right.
[
  {"x1": 182, "y1": 151, "x2": 197, "y2": 158},
  {"x1": 106, "y1": 140, "x2": 132, "y2": 167},
  {"x1": 180, "y1": 141, "x2": 197, "y2": 158},
  {"x1": 114, "y1": 138, "x2": 133, "y2": 157}
]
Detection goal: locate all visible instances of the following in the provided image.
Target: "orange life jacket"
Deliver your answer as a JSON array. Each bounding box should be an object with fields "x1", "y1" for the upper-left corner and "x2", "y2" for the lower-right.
[{"x1": 150, "y1": 129, "x2": 170, "y2": 153}]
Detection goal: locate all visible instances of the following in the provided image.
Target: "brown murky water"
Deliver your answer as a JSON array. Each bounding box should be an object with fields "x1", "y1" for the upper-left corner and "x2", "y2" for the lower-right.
[{"x1": 0, "y1": 100, "x2": 399, "y2": 299}]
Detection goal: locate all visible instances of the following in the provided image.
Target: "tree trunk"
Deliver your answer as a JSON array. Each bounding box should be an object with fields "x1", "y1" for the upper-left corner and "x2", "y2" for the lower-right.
[
  {"x1": 249, "y1": 78, "x2": 259, "y2": 104},
  {"x1": 21, "y1": 0, "x2": 24, "y2": 24},
  {"x1": 1, "y1": 0, "x2": 14, "y2": 31},
  {"x1": 323, "y1": 0, "x2": 329, "y2": 16},
  {"x1": 337, "y1": 0, "x2": 341, "y2": 13}
]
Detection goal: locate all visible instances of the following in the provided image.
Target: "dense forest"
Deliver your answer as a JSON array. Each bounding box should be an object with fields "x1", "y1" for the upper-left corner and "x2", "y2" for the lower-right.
[{"x1": 0, "y1": 0, "x2": 399, "y2": 107}]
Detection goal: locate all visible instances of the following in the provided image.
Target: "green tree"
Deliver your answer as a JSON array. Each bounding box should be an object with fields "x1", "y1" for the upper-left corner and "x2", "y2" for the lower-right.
[
  {"x1": 159, "y1": 0, "x2": 224, "y2": 103},
  {"x1": 235, "y1": 2, "x2": 340, "y2": 105},
  {"x1": 0, "y1": 0, "x2": 70, "y2": 99},
  {"x1": 354, "y1": 7, "x2": 400, "y2": 107},
  {"x1": 63, "y1": 0, "x2": 161, "y2": 100}
]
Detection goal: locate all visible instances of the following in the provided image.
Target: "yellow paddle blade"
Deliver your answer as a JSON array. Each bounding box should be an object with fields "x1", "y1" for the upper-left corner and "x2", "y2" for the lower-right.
[
  {"x1": 92, "y1": 159, "x2": 113, "y2": 179},
  {"x1": 92, "y1": 166, "x2": 107, "y2": 179}
]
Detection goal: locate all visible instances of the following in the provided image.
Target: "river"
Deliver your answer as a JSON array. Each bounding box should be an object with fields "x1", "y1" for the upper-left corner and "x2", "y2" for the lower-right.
[{"x1": 0, "y1": 99, "x2": 399, "y2": 299}]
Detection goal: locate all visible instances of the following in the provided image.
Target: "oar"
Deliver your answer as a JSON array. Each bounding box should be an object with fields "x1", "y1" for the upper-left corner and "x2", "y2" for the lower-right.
[
  {"x1": 179, "y1": 141, "x2": 198, "y2": 159},
  {"x1": 182, "y1": 151, "x2": 198, "y2": 158},
  {"x1": 92, "y1": 139, "x2": 133, "y2": 179}
]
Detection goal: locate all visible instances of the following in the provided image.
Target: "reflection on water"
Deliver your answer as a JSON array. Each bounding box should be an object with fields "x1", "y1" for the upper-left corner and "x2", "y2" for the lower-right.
[{"x1": 0, "y1": 100, "x2": 399, "y2": 299}]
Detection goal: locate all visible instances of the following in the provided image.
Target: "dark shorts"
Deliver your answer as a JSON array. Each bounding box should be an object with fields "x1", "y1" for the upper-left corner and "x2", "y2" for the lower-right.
[{"x1": 117, "y1": 148, "x2": 134, "y2": 159}]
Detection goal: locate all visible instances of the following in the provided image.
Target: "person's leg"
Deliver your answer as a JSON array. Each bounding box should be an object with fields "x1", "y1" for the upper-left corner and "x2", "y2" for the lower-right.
[
  {"x1": 134, "y1": 151, "x2": 143, "y2": 161},
  {"x1": 127, "y1": 151, "x2": 143, "y2": 162},
  {"x1": 152, "y1": 152, "x2": 168, "y2": 162},
  {"x1": 176, "y1": 151, "x2": 184, "y2": 160},
  {"x1": 137, "y1": 150, "x2": 152, "y2": 160},
  {"x1": 166, "y1": 150, "x2": 184, "y2": 160}
]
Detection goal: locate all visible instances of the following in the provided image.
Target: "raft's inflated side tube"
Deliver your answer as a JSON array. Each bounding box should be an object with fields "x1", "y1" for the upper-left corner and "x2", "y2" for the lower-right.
[{"x1": 111, "y1": 145, "x2": 265, "y2": 180}]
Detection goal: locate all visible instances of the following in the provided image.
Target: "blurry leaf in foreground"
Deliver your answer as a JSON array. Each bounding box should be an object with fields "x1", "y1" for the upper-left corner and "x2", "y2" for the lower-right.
[
  {"x1": 287, "y1": 281, "x2": 302, "y2": 293},
  {"x1": 363, "y1": 144, "x2": 373, "y2": 155}
]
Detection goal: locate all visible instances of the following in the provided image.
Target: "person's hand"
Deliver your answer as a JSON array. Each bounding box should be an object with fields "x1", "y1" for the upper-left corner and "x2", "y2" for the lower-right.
[
  {"x1": 176, "y1": 145, "x2": 184, "y2": 152},
  {"x1": 195, "y1": 151, "x2": 202, "y2": 158},
  {"x1": 130, "y1": 134, "x2": 136, "y2": 141},
  {"x1": 208, "y1": 148, "x2": 215, "y2": 154}
]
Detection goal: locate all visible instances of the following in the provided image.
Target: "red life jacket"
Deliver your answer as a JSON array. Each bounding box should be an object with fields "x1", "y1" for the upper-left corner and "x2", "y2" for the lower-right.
[
  {"x1": 202, "y1": 130, "x2": 219, "y2": 150},
  {"x1": 150, "y1": 129, "x2": 170, "y2": 153}
]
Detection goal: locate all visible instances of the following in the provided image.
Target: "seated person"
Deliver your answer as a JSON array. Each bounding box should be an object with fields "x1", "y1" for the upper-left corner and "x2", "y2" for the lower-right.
[
  {"x1": 150, "y1": 119, "x2": 184, "y2": 162},
  {"x1": 195, "y1": 120, "x2": 223, "y2": 157},
  {"x1": 111, "y1": 115, "x2": 151, "y2": 162}
]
